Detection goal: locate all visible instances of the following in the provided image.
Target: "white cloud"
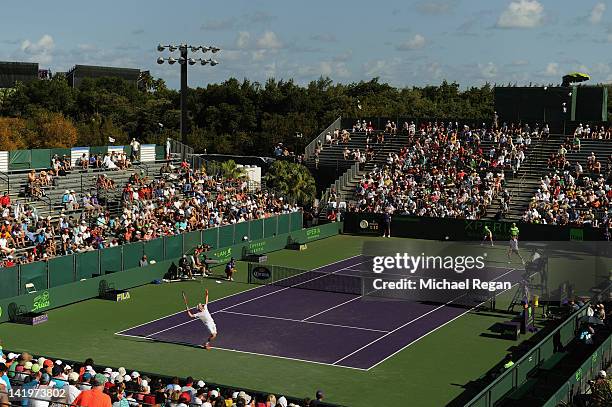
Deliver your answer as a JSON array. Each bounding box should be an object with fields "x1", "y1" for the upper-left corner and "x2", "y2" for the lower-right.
[
  {"x1": 20, "y1": 34, "x2": 55, "y2": 64},
  {"x1": 256, "y1": 31, "x2": 283, "y2": 49},
  {"x1": 544, "y1": 62, "x2": 559, "y2": 76},
  {"x1": 336, "y1": 63, "x2": 351, "y2": 78},
  {"x1": 427, "y1": 62, "x2": 443, "y2": 79},
  {"x1": 364, "y1": 60, "x2": 388, "y2": 77},
  {"x1": 236, "y1": 31, "x2": 250, "y2": 49},
  {"x1": 479, "y1": 62, "x2": 498, "y2": 78},
  {"x1": 251, "y1": 50, "x2": 267, "y2": 62},
  {"x1": 497, "y1": 0, "x2": 544, "y2": 28},
  {"x1": 319, "y1": 61, "x2": 333, "y2": 76},
  {"x1": 396, "y1": 34, "x2": 426, "y2": 50},
  {"x1": 590, "y1": 3, "x2": 605, "y2": 24}
]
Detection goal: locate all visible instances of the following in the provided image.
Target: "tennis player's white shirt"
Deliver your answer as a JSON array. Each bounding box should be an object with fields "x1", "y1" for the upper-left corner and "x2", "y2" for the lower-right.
[{"x1": 194, "y1": 305, "x2": 217, "y2": 335}]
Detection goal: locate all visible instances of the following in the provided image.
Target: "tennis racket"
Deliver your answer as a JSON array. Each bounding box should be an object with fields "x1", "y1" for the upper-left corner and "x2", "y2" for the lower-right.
[{"x1": 182, "y1": 291, "x2": 189, "y2": 308}]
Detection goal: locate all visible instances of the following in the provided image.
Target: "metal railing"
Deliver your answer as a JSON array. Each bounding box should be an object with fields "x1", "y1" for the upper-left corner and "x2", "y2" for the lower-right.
[
  {"x1": 304, "y1": 117, "x2": 341, "y2": 161},
  {"x1": 168, "y1": 138, "x2": 194, "y2": 161},
  {"x1": 319, "y1": 161, "x2": 360, "y2": 215},
  {"x1": 0, "y1": 170, "x2": 9, "y2": 195}
]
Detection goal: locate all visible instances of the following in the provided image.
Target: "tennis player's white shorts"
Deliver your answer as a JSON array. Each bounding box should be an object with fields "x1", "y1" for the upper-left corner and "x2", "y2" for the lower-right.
[{"x1": 204, "y1": 320, "x2": 217, "y2": 335}]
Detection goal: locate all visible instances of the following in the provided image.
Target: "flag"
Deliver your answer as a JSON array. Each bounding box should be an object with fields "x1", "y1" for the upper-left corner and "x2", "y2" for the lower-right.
[{"x1": 108, "y1": 136, "x2": 116, "y2": 143}]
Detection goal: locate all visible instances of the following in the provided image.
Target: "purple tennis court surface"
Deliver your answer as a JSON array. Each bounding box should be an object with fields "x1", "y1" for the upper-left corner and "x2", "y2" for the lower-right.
[{"x1": 116, "y1": 255, "x2": 522, "y2": 370}]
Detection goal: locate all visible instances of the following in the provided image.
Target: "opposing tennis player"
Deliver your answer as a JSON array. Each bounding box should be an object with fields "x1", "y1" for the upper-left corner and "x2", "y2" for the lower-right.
[
  {"x1": 507, "y1": 236, "x2": 525, "y2": 265},
  {"x1": 185, "y1": 289, "x2": 217, "y2": 350}
]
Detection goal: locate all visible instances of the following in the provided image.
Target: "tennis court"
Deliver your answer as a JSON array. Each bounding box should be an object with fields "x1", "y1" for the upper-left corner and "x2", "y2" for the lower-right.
[{"x1": 116, "y1": 255, "x2": 524, "y2": 370}]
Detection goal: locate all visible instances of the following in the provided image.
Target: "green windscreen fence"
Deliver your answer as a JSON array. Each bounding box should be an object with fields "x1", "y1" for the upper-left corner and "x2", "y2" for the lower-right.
[
  {"x1": 100, "y1": 245, "x2": 123, "y2": 274},
  {"x1": 51, "y1": 148, "x2": 71, "y2": 159},
  {"x1": 48, "y1": 255, "x2": 74, "y2": 287},
  {"x1": 31, "y1": 149, "x2": 51, "y2": 169},
  {"x1": 277, "y1": 214, "x2": 290, "y2": 235},
  {"x1": 20, "y1": 261, "x2": 48, "y2": 292},
  {"x1": 89, "y1": 146, "x2": 108, "y2": 156},
  {"x1": 264, "y1": 217, "x2": 277, "y2": 238},
  {"x1": 123, "y1": 242, "x2": 144, "y2": 269},
  {"x1": 164, "y1": 235, "x2": 182, "y2": 259},
  {"x1": 155, "y1": 145, "x2": 165, "y2": 160},
  {"x1": 0, "y1": 213, "x2": 309, "y2": 300},
  {"x1": 234, "y1": 222, "x2": 250, "y2": 244},
  {"x1": 218, "y1": 225, "x2": 234, "y2": 248},
  {"x1": 143, "y1": 239, "x2": 164, "y2": 262},
  {"x1": 202, "y1": 229, "x2": 218, "y2": 248},
  {"x1": 183, "y1": 231, "x2": 201, "y2": 253},
  {"x1": 250, "y1": 219, "x2": 264, "y2": 241},
  {"x1": 290, "y1": 211, "x2": 302, "y2": 231},
  {"x1": 0, "y1": 268, "x2": 18, "y2": 298},
  {"x1": 76, "y1": 251, "x2": 100, "y2": 280},
  {"x1": 9, "y1": 150, "x2": 31, "y2": 170}
]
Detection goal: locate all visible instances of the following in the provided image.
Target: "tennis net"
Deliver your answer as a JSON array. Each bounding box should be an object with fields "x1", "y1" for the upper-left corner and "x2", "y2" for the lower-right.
[{"x1": 247, "y1": 263, "x2": 362, "y2": 296}]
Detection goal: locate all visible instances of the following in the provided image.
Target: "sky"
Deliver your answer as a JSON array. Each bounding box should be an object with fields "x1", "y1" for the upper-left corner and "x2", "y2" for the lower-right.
[{"x1": 0, "y1": 0, "x2": 611, "y2": 89}]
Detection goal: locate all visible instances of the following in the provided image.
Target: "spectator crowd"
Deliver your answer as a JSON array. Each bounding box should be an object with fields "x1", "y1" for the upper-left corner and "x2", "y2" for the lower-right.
[
  {"x1": 344, "y1": 121, "x2": 531, "y2": 219},
  {"x1": 0, "y1": 160, "x2": 299, "y2": 268},
  {"x1": 0, "y1": 349, "x2": 325, "y2": 407}
]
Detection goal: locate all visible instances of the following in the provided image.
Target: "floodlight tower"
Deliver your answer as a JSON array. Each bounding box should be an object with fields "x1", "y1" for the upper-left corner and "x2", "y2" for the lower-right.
[{"x1": 156, "y1": 43, "x2": 221, "y2": 144}]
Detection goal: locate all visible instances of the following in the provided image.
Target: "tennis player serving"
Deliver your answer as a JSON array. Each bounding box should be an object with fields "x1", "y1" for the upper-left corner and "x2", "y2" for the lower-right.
[{"x1": 185, "y1": 289, "x2": 217, "y2": 350}]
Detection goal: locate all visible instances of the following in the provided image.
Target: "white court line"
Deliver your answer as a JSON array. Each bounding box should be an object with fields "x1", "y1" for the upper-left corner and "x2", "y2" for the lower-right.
[
  {"x1": 302, "y1": 294, "x2": 364, "y2": 322},
  {"x1": 366, "y1": 269, "x2": 522, "y2": 371},
  {"x1": 219, "y1": 310, "x2": 389, "y2": 333},
  {"x1": 202, "y1": 345, "x2": 369, "y2": 372},
  {"x1": 116, "y1": 327, "x2": 369, "y2": 371},
  {"x1": 115, "y1": 255, "x2": 363, "y2": 336},
  {"x1": 141, "y1": 257, "x2": 370, "y2": 338},
  {"x1": 332, "y1": 268, "x2": 517, "y2": 366}
]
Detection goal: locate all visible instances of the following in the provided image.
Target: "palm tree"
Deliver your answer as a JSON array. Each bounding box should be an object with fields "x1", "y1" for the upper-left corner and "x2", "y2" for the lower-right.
[
  {"x1": 220, "y1": 160, "x2": 245, "y2": 179},
  {"x1": 266, "y1": 161, "x2": 316, "y2": 205}
]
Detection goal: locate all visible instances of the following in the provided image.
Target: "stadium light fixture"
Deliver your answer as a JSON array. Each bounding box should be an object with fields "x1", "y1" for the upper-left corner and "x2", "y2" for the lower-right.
[{"x1": 156, "y1": 41, "x2": 221, "y2": 144}]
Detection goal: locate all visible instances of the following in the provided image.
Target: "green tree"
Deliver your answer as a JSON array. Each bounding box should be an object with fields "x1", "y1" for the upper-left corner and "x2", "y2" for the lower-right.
[
  {"x1": 220, "y1": 160, "x2": 245, "y2": 179},
  {"x1": 265, "y1": 161, "x2": 316, "y2": 206}
]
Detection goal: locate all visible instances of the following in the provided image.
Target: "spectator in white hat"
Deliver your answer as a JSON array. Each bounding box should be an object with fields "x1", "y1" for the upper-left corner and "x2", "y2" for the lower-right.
[{"x1": 63, "y1": 372, "x2": 82, "y2": 405}]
